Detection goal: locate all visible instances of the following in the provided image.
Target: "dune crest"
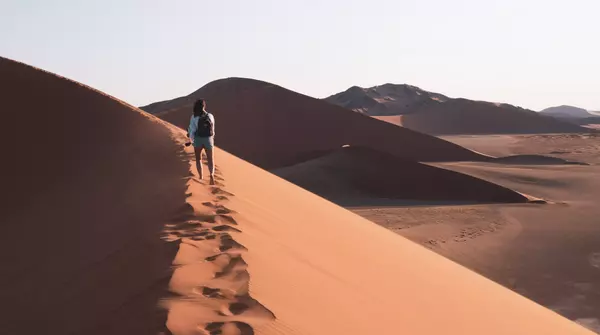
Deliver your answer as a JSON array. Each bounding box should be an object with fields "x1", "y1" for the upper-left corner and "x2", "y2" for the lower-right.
[
  {"x1": 141, "y1": 77, "x2": 487, "y2": 169},
  {"x1": 160, "y1": 155, "x2": 275, "y2": 334}
]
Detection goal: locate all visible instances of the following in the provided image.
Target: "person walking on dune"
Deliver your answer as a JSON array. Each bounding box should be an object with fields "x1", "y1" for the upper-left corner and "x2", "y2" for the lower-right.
[{"x1": 187, "y1": 99, "x2": 216, "y2": 185}]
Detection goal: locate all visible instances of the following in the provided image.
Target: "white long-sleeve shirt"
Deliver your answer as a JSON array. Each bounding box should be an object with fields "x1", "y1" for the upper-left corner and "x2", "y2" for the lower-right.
[{"x1": 188, "y1": 113, "x2": 215, "y2": 140}]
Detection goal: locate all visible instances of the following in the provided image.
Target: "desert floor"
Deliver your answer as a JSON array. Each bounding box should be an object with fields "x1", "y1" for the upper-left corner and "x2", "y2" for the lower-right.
[{"x1": 352, "y1": 133, "x2": 600, "y2": 333}]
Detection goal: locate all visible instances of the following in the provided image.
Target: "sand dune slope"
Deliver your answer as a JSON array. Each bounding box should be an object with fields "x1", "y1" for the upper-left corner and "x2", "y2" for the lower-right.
[
  {"x1": 0, "y1": 57, "x2": 189, "y2": 334},
  {"x1": 540, "y1": 105, "x2": 596, "y2": 119},
  {"x1": 141, "y1": 78, "x2": 486, "y2": 169},
  {"x1": 325, "y1": 85, "x2": 587, "y2": 135},
  {"x1": 401, "y1": 99, "x2": 587, "y2": 135},
  {"x1": 179, "y1": 147, "x2": 593, "y2": 335},
  {"x1": 273, "y1": 146, "x2": 528, "y2": 205}
]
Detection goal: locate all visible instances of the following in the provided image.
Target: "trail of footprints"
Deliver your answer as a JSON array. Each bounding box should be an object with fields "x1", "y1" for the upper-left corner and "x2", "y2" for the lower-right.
[{"x1": 164, "y1": 167, "x2": 274, "y2": 335}]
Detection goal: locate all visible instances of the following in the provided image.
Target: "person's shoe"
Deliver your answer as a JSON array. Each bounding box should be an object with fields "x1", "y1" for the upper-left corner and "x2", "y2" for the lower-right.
[{"x1": 209, "y1": 176, "x2": 216, "y2": 185}]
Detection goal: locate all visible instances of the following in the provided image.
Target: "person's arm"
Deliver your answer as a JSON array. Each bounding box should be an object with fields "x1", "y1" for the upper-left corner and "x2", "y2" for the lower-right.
[
  {"x1": 188, "y1": 116, "x2": 197, "y2": 143},
  {"x1": 210, "y1": 114, "x2": 215, "y2": 137}
]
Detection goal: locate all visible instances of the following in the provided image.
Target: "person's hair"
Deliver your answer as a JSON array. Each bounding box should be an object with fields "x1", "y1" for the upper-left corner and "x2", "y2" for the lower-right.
[{"x1": 193, "y1": 99, "x2": 206, "y2": 116}]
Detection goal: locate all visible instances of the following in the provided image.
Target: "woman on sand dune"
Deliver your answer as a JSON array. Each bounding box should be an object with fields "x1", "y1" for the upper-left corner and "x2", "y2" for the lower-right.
[{"x1": 187, "y1": 99, "x2": 216, "y2": 185}]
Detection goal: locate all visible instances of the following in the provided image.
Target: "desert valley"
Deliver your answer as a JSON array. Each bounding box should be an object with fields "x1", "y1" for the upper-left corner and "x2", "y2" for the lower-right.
[{"x1": 2, "y1": 56, "x2": 599, "y2": 334}]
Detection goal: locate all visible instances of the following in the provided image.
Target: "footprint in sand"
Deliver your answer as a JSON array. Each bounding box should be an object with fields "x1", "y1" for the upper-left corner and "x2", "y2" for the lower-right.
[
  {"x1": 220, "y1": 302, "x2": 250, "y2": 316},
  {"x1": 216, "y1": 207, "x2": 233, "y2": 215},
  {"x1": 165, "y1": 221, "x2": 202, "y2": 230},
  {"x1": 202, "y1": 202, "x2": 235, "y2": 215},
  {"x1": 169, "y1": 172, "x2": 273, "y2": 334},
  {"x1": 200, "y1": 321, "x2": 254, "y2": 335},
  {"x1": 212, "y1": 225, "x2": 241, "y2": 233},
  {"x1": 218, "y1": 235, "x2": 248, "y2": 252},
  {"x1": 194, "y1": 286, "x2": 228, "y2": 299},
  {"x1": 205, "y1": 254, "x2": 248, "y2": 278},
  {"x1": 221, "y1": 298, "x2": 275, "y2": 319},
  {"x1": 217, "y1": 214, "x2": 238, "y2": 226},
  {"x1": 205, "y1": 253, "x2": 229, "y2": 262},
  {"x1": 196, "y1": 213, "x2": 219, "y2": 224},
  {"x1": 163, "y1": 221, "x2": 208, "y2": 240},
  {"x1": 212, "y1": 187, "x2": 235, "y2": 197}
]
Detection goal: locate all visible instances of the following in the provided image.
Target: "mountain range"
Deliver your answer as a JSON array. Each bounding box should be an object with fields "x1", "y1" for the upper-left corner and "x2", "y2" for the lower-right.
[{"x1": 324, "y1": 84, "x2": 588, "y2": 135}]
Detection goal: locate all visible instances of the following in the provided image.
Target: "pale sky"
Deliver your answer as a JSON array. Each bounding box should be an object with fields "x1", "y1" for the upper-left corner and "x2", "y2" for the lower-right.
[{"x1": 1, "y1": 0, "x2": 598, "y2": 111}]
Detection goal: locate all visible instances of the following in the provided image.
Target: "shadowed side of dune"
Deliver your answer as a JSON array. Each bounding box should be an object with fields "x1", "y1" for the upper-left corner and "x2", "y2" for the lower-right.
[
  {"x1": 272, "y1": 146, "x2": 528, "y2": 205},
  {"x1": 141, "y1": 77, "x2": 488, "y2": 169},
  {"x1": 0, "y1": 57, "x2": 188, "y2": 334},
  {"x1": 492, "y1": 155, "x2": 589, "y2": 165}
]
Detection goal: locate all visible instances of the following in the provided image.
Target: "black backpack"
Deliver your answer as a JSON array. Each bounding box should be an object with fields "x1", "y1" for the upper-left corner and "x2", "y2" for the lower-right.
[{"x1": 196, "y1": 112, "x2": 214, "y2": 137}]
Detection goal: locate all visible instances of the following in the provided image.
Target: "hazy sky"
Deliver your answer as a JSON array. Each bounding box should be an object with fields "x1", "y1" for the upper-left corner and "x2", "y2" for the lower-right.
[{"x1": 1, "y1": 0, "x2": 598, "y2": 110}]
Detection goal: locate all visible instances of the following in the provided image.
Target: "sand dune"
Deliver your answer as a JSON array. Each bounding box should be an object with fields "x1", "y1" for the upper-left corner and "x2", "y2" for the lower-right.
[
  {"x1": 538, "y1": 106, "x2": 600, "y2": 128},
  {"x1": 141, "y1": 78, "x2": 487, "y2": 169},
  {"x1": 182, "y1": 148, "x2": 593, "y2": 335},
  {"x1": 442, "y1": 133, "x2": 600, "y2": 165},
  {"x1": 2, "y1": 57, "x2": 594, "y2": 334},
  {"x1": 0, "y1": 57, "x2": 189, "y2": 334},
  {"x1": 326, "y1": 84, "x2": 588, "y2": 134},
  {"x1": 541, "y1": 105, "x2": 596, "y2": 119},
  {"x1": 365, "y1": 134, "x2": 600, "y2": 333},
  {"x1": 273, "y1": 146, "x2": 528, "y2": 205},
  {"x1": 401, "y1": 99, "x2": 588, "y2": 135},
  {"x1": 431, "y1": 159, "x2": 600, "y2": 333}
]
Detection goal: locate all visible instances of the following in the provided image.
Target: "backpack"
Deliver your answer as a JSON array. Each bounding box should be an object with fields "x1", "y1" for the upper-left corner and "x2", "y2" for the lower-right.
[{"x1": 196, "y1": 112, "x2": 214, "y2": 137}]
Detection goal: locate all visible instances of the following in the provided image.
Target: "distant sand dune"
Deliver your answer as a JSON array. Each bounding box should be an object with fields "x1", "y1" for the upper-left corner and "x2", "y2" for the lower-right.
[
  {"x1": 326, "y1": 84, "x2": 588, "y2": 135},
  {"x1": 141, "y1": 77, "x2": 487, "y2": 169},
  {"x1": 492, "y1": 154, "x2": 589, "y2": 165},
  {"x1": 273, "y1": 146, "x2": 529, "y2": 205},
  {"x1": 400, "y1": 99, "x2": 588, "y2": 135}
]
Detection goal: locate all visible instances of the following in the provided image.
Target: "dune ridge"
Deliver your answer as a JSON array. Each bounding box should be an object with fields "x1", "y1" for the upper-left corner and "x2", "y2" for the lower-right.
[
  {"x1": 141, "y1": 77, "x2": 488, "y2": 169},
  {"x1": 159, "y1": 148, "x2": 276, "y2": 334}
]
